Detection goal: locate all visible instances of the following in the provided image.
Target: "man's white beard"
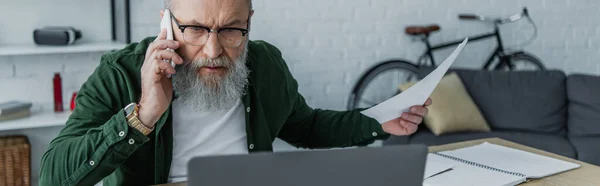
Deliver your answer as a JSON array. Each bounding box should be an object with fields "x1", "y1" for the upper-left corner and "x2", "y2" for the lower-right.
[{"x1": 172, "y1": 45, "x2": 249, "y2": 112}]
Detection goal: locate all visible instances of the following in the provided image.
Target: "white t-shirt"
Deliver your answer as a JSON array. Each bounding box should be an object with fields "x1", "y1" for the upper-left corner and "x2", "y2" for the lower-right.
[{"x1": 168, "y1": 98, "x2": 248, "y2": 183}]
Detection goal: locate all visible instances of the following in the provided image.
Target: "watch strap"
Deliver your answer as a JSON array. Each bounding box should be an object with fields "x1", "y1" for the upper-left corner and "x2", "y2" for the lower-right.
[{"x1": 125, "y1": 103, "x2": 154, "y2": 135}]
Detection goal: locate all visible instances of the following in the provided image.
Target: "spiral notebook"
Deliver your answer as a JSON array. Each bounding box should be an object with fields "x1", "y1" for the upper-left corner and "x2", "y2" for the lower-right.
[{"x1": 423, "y1": 142, "x2": 580, "y2": 186}]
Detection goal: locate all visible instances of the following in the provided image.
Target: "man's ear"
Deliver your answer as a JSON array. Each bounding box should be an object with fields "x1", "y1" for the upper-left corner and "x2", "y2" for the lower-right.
[
  {"x1": 248, "y1": 10, "x2": 255, "y2": 29},
  {"x1": 160, "y1": 9, "x2": 165, "y2": 19}
]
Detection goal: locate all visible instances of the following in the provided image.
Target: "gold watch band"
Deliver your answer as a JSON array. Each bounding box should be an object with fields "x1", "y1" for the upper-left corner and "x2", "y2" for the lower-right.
[{"x1": 126, "y1": 103, "x2": 154, "y2": 135}]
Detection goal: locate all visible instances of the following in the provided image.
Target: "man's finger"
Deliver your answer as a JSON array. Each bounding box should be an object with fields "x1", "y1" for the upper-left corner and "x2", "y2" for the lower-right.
[
  {"x1": 400, "y1": 118, "x2": 417, "y2": 127},
  {"x1": 154, "y1": 50, "x2": 183, "y2": 65},
  {"x1": 149, "y1": 40, "x2": 180, "y2": 53},
  {"x1": 410, "y1": 106, "x2": 428, "y2": 116},
  {"x1": 154, "y1": 28, "x2": 167, "y2": 41},
  {"x1": 424, "y1": 98, "x2": 433, "y2": 106},
  {"x1": 155, "y1": 60, "x2": 176, "y2": 75},
  {"x1": 173, "y1": 56, "x2": 184, "y2": 65},
  {"x1": 400, "y1": 119, "x2": 418, "y2": 132},
  {"x1": 146, "y1": 29, "x2": 168, "y2": 60},
  {"x1": 402, "y1": 113, "x2": 423, "y2": 124}
]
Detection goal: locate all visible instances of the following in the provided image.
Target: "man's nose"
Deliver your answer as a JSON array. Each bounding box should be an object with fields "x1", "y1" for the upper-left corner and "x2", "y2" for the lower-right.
[{"x1": 202, "y1": 33, "x2": 223, "y2": 59}]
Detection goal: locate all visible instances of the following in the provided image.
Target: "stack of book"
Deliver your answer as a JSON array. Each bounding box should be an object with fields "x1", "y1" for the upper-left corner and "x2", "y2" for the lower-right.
[{"x1": 0, "y1": 101, "x2": 33, "y2": 121}]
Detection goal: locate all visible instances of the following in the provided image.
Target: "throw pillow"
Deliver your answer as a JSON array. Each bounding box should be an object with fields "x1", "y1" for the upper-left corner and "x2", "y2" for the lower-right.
[{"x1": 399, "y1": 72, "x2": 491, "y2": 136}]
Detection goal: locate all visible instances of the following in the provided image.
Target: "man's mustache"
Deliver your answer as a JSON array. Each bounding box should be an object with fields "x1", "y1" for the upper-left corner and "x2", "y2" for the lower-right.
[{"x1": 188, "y1": 57, "x2": 232, "y2": 68}]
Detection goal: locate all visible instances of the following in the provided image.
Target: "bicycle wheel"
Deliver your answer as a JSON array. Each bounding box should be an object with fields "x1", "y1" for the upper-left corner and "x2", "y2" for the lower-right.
[
  {"x1": 347, "y1": 60, "x2": 420, "y2": 110},
  {"x1": 494, "y1": 52, "x2": 546, "y2": 71}
]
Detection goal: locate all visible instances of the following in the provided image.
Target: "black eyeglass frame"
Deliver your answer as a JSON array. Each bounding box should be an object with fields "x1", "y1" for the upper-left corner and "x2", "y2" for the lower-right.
[{"x1": 169, "y1": 10, "x2": 250, "y2": 46}]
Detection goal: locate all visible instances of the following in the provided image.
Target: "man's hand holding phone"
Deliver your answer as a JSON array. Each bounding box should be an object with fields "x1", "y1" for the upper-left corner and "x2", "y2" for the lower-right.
[{"x1": 138, "y1": 29, "x2": 184, "y2": 127}]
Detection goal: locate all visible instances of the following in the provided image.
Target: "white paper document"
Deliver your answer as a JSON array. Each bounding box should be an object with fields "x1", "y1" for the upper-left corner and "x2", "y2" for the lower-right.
[
  {"x1": 423, "y1": 154, "x2": 454, "y2": 179},
  {"x1": 360, "y1": 38, "x2": 468, "y2": 124}
]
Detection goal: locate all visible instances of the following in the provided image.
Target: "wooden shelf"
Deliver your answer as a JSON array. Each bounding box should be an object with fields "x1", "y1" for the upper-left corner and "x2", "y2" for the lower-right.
[
  {"x1": 0, "y1": 110, "x2": 70, "y2": 131},
  {"x1": 0, "y1": 41, "x2": 127, "y2": 56}
]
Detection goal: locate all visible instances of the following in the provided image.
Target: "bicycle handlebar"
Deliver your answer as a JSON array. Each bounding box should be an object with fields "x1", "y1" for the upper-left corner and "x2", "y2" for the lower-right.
[
  {"x1": 458, "y1": 7, "x2": 529, "y2": 24},
  {"x1": 456, "y1": 7, "x2": 538, "y2": 49},
  {"x1": 458, "y1": 14, "x2": 484, "y2": 20}
]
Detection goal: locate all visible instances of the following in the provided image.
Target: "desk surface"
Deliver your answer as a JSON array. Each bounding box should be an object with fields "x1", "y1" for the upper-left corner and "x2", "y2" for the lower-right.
[{"x1": 157, "y1": 138, "x2": 600, "y2": 186}]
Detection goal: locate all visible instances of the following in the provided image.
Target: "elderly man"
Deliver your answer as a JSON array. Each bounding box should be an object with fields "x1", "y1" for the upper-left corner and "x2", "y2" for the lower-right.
[{"x1": 40, "y1": 0, "x2": 431, "y2": 185}]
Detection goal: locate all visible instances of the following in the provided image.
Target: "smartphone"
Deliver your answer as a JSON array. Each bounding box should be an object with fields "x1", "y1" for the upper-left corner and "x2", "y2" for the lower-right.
[{"x1": 160, "y1": 9, "x2": 176, "y2": 78}]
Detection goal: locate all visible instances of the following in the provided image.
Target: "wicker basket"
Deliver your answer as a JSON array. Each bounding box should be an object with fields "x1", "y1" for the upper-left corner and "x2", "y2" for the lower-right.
[{"x1": 0, "y1": 136, "x2": 30, "y2": 186}]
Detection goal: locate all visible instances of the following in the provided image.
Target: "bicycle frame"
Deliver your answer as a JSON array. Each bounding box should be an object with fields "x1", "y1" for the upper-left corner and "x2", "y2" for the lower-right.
[{"x1": 418, "y1": 24, "x2": 506, "y2": 69}]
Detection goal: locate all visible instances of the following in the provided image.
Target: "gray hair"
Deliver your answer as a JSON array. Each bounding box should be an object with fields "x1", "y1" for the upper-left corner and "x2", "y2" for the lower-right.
[{"x1": 164, "y1": 0, "x2": 252, "y2": 10}]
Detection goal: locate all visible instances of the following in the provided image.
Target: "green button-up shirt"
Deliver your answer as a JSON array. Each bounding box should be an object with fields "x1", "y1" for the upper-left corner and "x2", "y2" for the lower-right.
[{"x1": 40, "y1": 37, "x2": 389, "y2": 186}]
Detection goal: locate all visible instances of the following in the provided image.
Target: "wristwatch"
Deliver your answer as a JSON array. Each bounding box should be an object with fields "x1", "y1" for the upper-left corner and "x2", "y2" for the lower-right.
[{"x1": 124, "y1": 102, "x2": 154, "y2": 135}]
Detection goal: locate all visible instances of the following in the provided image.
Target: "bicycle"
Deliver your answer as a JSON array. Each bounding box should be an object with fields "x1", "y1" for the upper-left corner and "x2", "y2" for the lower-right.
[{"x1": 347, "y1": 7, "x2": 546, "y2": 110}]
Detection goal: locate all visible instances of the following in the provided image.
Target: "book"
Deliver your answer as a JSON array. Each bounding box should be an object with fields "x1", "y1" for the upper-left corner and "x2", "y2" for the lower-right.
[
  {"x1": 423, "y1": 154, "x2": 454, "y2": 179},
  {"x1": 0, "y1": 109, "x2": 31, "y2": 121},
  {"x1": 424, "y1": 142, "x2": 581, "y2": 186},
  {"x1": 0, "y1": 101, "x2": 32, "y2": 116}
]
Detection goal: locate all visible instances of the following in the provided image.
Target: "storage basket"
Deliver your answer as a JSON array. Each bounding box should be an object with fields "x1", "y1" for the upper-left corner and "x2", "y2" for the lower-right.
[{"x1": 0, "y1": 135, "x2": 30, "y2": 186}]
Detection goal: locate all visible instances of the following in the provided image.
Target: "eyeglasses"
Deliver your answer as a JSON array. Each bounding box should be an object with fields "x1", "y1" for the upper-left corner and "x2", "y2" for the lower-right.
[{"x1": 170, "y1": 11, "x2": 249, "y2": 48}]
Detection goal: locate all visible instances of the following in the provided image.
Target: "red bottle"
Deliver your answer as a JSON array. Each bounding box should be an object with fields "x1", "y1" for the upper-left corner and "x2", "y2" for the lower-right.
[
  {"x1": 70, "y1": 92, "x2": 77, "y2": 111},
  {"x1": 53, "y1": 73, "x2": 63, "y2": 112}
]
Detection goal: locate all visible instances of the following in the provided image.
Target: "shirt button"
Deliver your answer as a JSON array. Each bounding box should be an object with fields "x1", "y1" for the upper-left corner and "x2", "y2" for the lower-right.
[
  {"x1": 246, "y1": 107, "x2": 251, "y2": 113},
  {"x1": 249, "y1": 144, "x2": 254, "y2": 149},
  {"x1": 89, "y1": 160, "x2": 95, "y2": 166},
  {"x1": 118, "y1": 131, "x2": 125, "y2": 137},
  {"x1": 128, "y1": 139, "x2": 135, "y2": 145},
  {"x1": 372, "y1": 132, "x2": 378, "y2": 137}
]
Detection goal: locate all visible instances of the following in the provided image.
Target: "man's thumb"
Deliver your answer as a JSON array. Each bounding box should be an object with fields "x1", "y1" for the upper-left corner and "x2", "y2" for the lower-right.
[{"x1": 155, "y1": 28, "x2": 167, "y2": 41}]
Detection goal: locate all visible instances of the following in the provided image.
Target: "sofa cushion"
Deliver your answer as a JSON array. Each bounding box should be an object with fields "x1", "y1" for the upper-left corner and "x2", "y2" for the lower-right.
[
  {"x1": 567, "y1": 74, "x2": 600, "y2": 136},
  {"x1": 406, "y1": 130, "x2": 576, "y2": 158},
  {"x1": 568, "y1": 136, "x2": 600, "y2": 166},
  {"x1": 453, "y1": 69, "x2": 567, "y2": 135},
  {"x1": 399, "y1": 73, "x2": 491, "y2": 136}
]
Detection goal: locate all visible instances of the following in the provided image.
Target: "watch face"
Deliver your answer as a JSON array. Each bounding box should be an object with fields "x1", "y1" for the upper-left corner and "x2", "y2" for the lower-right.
[{"x1": 124, "y1": 103, "x2": 137, "y2": 115}]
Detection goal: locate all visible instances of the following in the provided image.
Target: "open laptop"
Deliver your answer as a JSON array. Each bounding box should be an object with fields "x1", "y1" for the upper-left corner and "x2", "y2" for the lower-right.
[{"x1": 187, "y1": 144, "x2": 428, "y2": 186}]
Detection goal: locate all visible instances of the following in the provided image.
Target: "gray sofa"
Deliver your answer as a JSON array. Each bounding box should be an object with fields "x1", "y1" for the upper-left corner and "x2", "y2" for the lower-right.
[{"x1": 383, "y1": 69, "x2": 600, "y2": 166}]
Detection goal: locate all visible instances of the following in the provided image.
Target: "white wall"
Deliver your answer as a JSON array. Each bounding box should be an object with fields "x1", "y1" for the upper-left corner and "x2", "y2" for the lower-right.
[
  {"x1": 0, "y1": 0, "x2": 112, "y2": 44},
  {"x1": 132, "y1": 0, "x2": 600, "y2": 110},
  {"x1": 1, "y1": 0, "x2": 600, "y2": 184},
  {"x1": 249, "y1": 0, "x2": 600, "y2": 110}
]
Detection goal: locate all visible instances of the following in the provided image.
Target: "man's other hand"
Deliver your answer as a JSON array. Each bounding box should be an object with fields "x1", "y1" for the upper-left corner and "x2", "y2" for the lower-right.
[{"x1": 381, "y1": 98, "x2": 432, "y2": 136}]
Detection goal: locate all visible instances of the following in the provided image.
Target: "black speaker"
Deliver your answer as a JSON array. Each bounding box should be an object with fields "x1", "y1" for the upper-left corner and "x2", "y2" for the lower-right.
[{"x1": 33, "y1": 27, "x2": 82, "y2": 45}]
